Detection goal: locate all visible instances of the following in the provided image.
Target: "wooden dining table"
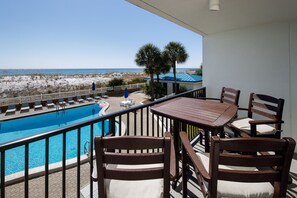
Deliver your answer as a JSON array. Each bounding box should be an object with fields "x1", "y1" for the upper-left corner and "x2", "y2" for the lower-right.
[
  {"x1": 151, "y1": 97, "x2": 238, "y2": 151},
  {"x1": 151, "y1": 97, "x2": 238, "y2": 180}
]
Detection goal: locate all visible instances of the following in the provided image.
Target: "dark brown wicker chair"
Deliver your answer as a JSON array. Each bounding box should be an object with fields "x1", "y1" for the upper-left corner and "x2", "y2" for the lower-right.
[
  {"x1": 199, "y1": 87, "x2": 241, "y2": 144},
  {"x1": 180, "y1": 131, "x2": 295, "y2": 198},
  {"x1": 228, "y1": 93, "x2": 284, "y2": 138},
  {"x1": 94, "y1": 133, "x2": 174, "y2": 198}
]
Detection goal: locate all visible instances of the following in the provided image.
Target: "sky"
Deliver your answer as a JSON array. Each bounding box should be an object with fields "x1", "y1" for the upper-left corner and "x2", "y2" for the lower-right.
[{"x1": 0, "y1": 0, "x2": 202, "y2": 69}]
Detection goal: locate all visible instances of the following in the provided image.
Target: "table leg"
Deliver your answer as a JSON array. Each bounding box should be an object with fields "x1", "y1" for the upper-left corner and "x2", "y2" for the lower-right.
[
  {"x1": 182, "y1": 143, "x2": 187, "y2": 198},
  {"x1": 219, "y1": 127, "x2": 225, "y2": 138},
  {"x1": 205, "y1": 130, "x2": 210, "y2": 152},
  {"x1": 172, "y1": 120, "x2": 180, "y2": 189}
]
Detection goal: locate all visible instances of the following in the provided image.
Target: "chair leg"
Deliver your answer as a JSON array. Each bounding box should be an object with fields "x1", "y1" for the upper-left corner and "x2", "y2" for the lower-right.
[
  {"x1": 182, "y1": 145, "x2": 188, "y2": 198},
  {"x1": 199, "y1": 129, "x2": 204, "y2": 145}
]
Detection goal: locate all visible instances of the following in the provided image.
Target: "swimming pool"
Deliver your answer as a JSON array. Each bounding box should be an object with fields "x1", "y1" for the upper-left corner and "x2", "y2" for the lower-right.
[{"x1": 0, "y1": 103, "x2": 109, "y2": 176}]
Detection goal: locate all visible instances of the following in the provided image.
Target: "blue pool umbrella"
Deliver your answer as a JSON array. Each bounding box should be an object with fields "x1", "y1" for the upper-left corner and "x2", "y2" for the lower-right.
[
  {"x1": 124, "y1": 88, "x2": 129, "y2": 99},
  {"x1": 92, "y1": 82, "x2": 95, "y2": 91}
]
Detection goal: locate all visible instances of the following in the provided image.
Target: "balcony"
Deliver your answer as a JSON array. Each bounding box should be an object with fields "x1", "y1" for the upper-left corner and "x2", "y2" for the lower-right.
[{"x1": 0, "y1": 87, "x2": 296, "y2": 197}]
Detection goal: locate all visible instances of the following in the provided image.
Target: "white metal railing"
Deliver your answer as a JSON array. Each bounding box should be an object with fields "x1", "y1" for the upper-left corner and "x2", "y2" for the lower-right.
[{"x1": 0, "y1": 83, "x2": 146, "y2": 106}]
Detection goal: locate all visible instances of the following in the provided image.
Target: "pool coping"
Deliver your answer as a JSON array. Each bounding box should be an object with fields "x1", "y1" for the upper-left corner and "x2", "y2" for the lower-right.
[
  {"x1": 3, "y1": 101, "x2": 126, "y2": 186},
  {"x1": 0, "y1": 101, "x2": 97, "y2": 122}
]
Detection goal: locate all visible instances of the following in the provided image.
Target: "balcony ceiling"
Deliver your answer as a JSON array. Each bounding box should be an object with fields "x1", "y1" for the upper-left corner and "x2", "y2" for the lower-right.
[{"x1": 127, "y1": 0, "x2": 297, "y2": 36}]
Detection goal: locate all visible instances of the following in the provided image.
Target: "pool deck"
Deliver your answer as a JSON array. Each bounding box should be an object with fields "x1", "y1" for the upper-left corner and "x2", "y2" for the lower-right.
[
  {"x1": 2, "y1": 92, "x2": 297, "y2": 197},
  {"x1": 0, "y1": 92, "x2": 148, "y2": 121}
]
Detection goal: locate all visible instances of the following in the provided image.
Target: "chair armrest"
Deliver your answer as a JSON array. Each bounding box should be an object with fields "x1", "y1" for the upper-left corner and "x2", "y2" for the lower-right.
[
  {"x1": 164, "y1": 132, "x2": 176, "y2": 178},
  {"x1": 199, "y1": 98, "x2": 221, "y2": 100},
  {"x1": 179, "y1": 132, "x2": 210, "y2": 182},
  {"x1": 249, "y1": 120, "x2": 284, "y2": 125}
]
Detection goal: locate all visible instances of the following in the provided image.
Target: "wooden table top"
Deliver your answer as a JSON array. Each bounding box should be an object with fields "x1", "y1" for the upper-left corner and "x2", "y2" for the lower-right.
[{"x1": 151, "y1": 97, "x2": 238, "y2": 130}]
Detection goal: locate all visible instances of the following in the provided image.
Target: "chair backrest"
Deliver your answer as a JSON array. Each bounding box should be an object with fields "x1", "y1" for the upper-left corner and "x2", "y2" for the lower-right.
[
  {"x1": 220, "y1": 87, "x2": 240, "y2": 106},
  {"x1": 248, "y1": 93, "x2": 284, "y2": 130},
  {"x1": 208, "y1": 136, "x2": 295, "y2": 198},
  {"x1": 7, "y1": 104, "x2": 15, "y2": 109},
  {"x1": 94, "y1": 136, "x2": 171, "y2": 198}
]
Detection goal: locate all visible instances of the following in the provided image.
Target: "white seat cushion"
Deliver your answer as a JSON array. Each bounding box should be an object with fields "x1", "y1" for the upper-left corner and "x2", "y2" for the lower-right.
[
  {"x1": 231, "y1": 118, "x2": 276, "y2": 135},
  {"x1": 93, "y1": 163, "x2": 164, "y2": 198},
  {"x1": 196, "y1": 153, "x2": 274, "y2": 198}
]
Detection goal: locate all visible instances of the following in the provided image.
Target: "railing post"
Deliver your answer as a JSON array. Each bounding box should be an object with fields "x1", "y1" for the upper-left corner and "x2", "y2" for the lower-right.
[
  {"x1": 109, "y1": 117, "x2": 116, "y2": 136},
  {"x1": 1, "y1": 151, "x2": 5, "y2": 198}
]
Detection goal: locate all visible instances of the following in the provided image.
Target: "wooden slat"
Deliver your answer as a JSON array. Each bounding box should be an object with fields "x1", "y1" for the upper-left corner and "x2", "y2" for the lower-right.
[
  {"x1": 219, "y1": 154, "x2": 283, "y2": 167},
  {"x1": 218, "y1": 138, "x2": 286, "y2": 152},
  {"x1": 218, "y1": 169, "x2": 279, "y2": 182},
  {"x1": 105, "y1": 168, "x2": 164, "y2": 180},
  {"x1": 223, "y1": 93, "x2": 236, "y2": 100},
  {"x1": 252, "y1": 101, "x2": 278, "y2": 112},
  {"x1": 103, "y1": 137, "x2": 164, "y2": 150},
  {"x1": 253, "y1": 94, "x2": 280, "y2": 104},
  {"x1": 251, "y1": 108, "x2": 276, "y2": 120},
  {"x1": 224, "y1": 87, "x2": 238, "y2": 94},
  {"x1": 222, "y1": 98, "x2": 235, "y2": 104},
  {"x1": 104, "y1": 152, "x2": 164, "y2": 164}
]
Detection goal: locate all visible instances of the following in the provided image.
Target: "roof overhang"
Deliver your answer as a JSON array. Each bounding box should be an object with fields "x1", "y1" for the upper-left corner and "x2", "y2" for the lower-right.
[{"x1": 127, "y1": 0, "x2": 297, "y2": 36}]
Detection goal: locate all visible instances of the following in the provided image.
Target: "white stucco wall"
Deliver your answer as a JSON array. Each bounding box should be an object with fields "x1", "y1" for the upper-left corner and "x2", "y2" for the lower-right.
[
  {"x1": 179, "y1": 82, "x2": 203, "y2": 91},
  {"x1": 290, "y1": 22, "x2": 297, "y2": 145},
  {"x1": 160, "y1": 81, "x2": 202, "y2": 94},
  {"x1": 203, "y1": 22, "x2": 297, "y2": 143}
]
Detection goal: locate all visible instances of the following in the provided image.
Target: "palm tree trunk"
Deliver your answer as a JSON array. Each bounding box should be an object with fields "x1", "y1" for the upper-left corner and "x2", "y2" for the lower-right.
[
  {"x1": 173, "y1": 62, "x2": 177, "y2": 94},
  {"x1": 157, "y1": 74, "x2": 160, "y2": 83},
  {"x1": 150, "y1": 73, "x2": 155, "y2": 101}
]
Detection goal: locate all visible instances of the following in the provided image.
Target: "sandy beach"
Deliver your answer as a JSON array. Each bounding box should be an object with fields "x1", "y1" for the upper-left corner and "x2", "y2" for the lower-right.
[{"x1": 0, "y1": 72, "x2": 146, "y2": 98}]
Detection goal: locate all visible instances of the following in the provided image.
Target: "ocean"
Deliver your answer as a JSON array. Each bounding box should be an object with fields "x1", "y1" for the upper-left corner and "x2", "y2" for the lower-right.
[{"x1": 0, "y1": 68, "x2": 195, "y2": 76}]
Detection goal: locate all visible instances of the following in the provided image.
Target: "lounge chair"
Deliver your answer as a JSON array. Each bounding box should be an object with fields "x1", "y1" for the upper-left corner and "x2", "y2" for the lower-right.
[
  {"x1": 6, "y1": 104, "x2": 16, "y2": 114},
  {"x1": 94, "y1": 93, "x2": 101, "y2": 100},
  {"x1": 20, "y1": 103, "x2": 30, "y2": 112},
  {"x1": 34, "y1": 101, "x2": 43, "y2": 110},
  {"x1": 86, "y1": 94, "x2": 93, "y2": 101},
  {"x1": 76, "y1": 96, "x2": 84, "y2": 103},
  {"x1": 58, "y1": 98, "x2": 66, "y2": 106},
  {"x1": 127, "y1": 99, "x2": 135, "y2": 106},
  {"x1": 46, "y1": 100, "x2": 55, "y2": 108},
  {"x1": 100, "y1": 93, "x2": 108, "y2": 99},
  {"x1": 68, "y1": 97, "x2": 75, "y2": 105}
]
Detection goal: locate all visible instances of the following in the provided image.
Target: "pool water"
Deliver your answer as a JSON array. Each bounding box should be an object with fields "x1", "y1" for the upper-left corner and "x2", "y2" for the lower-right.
[{"x1": 0, "y1": 104, "x2": 109, "y2": 176}]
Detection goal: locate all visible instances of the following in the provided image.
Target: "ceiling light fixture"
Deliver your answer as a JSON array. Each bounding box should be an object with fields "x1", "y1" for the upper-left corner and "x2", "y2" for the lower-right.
[{"x1": 209, "y1": 0, "x2": 220, "y2": 11}]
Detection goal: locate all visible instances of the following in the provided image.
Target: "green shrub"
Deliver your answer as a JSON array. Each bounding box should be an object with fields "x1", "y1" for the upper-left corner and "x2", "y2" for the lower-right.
[
  {"x1": 108, "y1": 78, "x2": 125, "y2": 87},
  {"x1": 177, "y1": 85, "x2": 188, "y2": 94},
  {"x1": 143, "y1": 82, "x2": 166, "y2": 99},
  {"x1": 128, "y1": 77, "x2": 146, "y2": 84}
]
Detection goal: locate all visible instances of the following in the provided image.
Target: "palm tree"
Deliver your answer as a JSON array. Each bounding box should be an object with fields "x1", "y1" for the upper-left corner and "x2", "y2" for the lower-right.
[
  {"x1": 135, "y1": 43, "x2": 161, "y2": 101},
  {"x1": 163, "y1": 42, "x2": 188, "y2": 94},
  {"x1": 155, "y1": 53, "x2": 171, "y2": 83}
]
